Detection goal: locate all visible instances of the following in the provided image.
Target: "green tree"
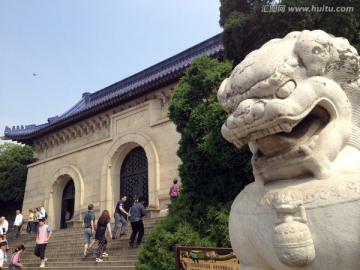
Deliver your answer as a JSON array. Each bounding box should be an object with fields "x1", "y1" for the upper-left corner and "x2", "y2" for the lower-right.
[
  {"x1": 168, "y1": 56, "x2": 253, "y2": 219},
  {"x1": 220, "y1": 0, "x2": 360, "y2": 64},
  {"x1": 0, "y1": 143, "x2": 35, "y2": 203},
  {"x1": 136, "y1": 57, "x2": 254, "y2": 269}
]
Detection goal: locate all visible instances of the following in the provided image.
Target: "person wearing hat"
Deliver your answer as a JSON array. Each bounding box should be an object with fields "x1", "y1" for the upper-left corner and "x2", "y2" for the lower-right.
[{"x1": 34, "y1": 218, "x2": 52, "y2": 268}]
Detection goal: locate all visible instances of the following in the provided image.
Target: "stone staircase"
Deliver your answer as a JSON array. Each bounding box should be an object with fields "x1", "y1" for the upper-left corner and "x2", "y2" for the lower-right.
[{"x1": 5, "y1": 217, "x2": 158, "y2": 270}]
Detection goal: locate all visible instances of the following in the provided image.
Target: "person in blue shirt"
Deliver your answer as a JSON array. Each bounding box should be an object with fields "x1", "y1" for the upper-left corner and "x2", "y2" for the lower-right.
[
  {"x1": 112, "y1": 195, "x2": 129, "y2": 239},
  {"x1": 128, "y1": 197, "x2": 146, "y2": 247}
]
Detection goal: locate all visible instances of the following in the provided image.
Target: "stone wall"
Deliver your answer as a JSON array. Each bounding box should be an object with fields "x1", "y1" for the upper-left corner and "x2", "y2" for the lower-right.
[{"x1": 22, "y1": 83, "x2": 181, "y2": 230}]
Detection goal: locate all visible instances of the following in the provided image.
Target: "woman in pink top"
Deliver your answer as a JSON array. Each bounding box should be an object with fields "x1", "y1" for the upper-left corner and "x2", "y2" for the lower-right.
[
  {"x1": 169, "y1": 179, "x2": 180, "y2": 202},
  {"x1": 10, "y1": 244, "x2": 25, "y2": 269}
]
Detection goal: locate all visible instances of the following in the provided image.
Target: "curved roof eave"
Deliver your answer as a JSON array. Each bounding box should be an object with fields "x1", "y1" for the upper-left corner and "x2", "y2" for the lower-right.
[{"x1": 4, "y1": 33, "x2": 224, "y2": 144}]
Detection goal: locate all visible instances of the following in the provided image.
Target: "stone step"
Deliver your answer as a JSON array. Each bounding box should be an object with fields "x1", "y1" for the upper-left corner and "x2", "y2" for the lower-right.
[
  {"x1": 18, "y1": 265, "x2": 136, "y2": 270},
  {"x1": 20, "y1": 267, "x2": 135, "y2": 270},
  {"x1": 19, "y1": 255, "x2": 138, "y2": 261},
  {"x1": 4, "y1": 217, "x2": 159, "y2": 269}
]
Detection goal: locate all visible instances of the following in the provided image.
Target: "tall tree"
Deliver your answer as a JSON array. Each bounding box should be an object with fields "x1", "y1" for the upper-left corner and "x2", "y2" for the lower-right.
[
  {"x1": 0, "y1": 143, "x2": 35, "y2": 203},
  {"x1": 168, "y1": 56, "x2": 253, "y2": 213},
  {"x1": 220, "y1": 0, "x2": 360, "y2": 64}
]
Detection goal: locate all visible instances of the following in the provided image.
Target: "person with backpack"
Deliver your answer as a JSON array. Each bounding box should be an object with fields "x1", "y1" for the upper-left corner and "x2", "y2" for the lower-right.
[
  {"x1": 9, "y1": 245, "x2": 25, "y2": 270},
  {"x1": 169, "y1": 179, "x2": 180, "y2": 202},
  {"x1": 8, "y1": 244, "x2": 25, "y2": 270}
]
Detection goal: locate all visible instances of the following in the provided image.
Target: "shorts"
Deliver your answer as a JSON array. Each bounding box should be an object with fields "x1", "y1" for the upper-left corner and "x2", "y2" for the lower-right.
[{"x1": 83, "y1": 228, "x2": 94, "y2": 243}]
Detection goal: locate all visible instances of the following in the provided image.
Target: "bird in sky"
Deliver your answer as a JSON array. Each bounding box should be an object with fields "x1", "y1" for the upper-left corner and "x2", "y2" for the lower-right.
[{"x1": 33, "y1": 73, "x2": 37, "y2": 76}]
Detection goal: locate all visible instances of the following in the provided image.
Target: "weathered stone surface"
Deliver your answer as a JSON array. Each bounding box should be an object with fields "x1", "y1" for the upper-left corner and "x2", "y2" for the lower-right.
[{"x1": 218, "y1": 30, "x2": 360, "y2": 269}]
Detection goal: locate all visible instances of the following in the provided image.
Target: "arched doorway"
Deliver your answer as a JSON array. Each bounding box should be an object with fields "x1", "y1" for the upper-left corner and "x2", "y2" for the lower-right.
[
  {"x1": 61, "y1": 180, "x2": 75, "y2": 229},
  {"x1": 120, "y1": 147, "x2": 148, "y2": 210}
]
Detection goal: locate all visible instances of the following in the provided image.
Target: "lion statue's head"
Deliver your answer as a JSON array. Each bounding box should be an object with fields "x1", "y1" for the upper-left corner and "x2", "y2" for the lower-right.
[{"x1": 218, "y1": 30, "x2": 360, "y2": 183}]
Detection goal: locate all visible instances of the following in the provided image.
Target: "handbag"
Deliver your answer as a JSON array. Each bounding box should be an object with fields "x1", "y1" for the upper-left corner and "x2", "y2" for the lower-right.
[
  {"x1": 8, "y1": 264, "x2": 20, "y2": 270},
  {"x1": 8, "y1": 253, "x2": 20, "y2": 270},
  {"x1": 95, "y1": 226, "x2": 106, "y2": 240}
]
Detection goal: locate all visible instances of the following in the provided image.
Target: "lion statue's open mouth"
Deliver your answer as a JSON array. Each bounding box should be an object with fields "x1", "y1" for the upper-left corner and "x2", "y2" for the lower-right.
[{"x1": 253, "y1": 105, "x2": 329, "y2": 169}]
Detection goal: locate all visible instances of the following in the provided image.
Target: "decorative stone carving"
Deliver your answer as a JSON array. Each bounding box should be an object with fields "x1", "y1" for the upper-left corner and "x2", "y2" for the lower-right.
[
  {"x1": 34, "y1": 114, "x2": 111, "y2": 159},
  {"x1": 218, "y1": 30, "x2": 360, "y2": 269}
]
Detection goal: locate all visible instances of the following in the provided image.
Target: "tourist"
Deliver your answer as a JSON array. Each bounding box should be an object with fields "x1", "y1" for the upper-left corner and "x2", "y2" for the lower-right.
[
  {"x1": 0, "y1": 242, "x2": 7, "y2": 269},
  {"x1": 94, "y1": 210, "x2": 112, "y2": 263},
  {"x1": 128, "y1": 197, "x2": 146, "y2": 247},
  {"x1": 38, "y1": 206, "x2": 46, "y2": 221},
  {"x1": 26, "y1": 210, "x2": 35, "y2": 234},
  {"x1": 34, "y1": 218, "x2": 52, "y2": 268},
  {"x1": 1, "y1": 217, "x2": 8, "y2": 236},
  {"x1": 64, "y1": 210, "x2": 71, "y2": 229},
  {"x1": 13, "y1": 210, "x2": 23, "y2": 238},
  {"x1": 112, "y1": 195, "x2": 128, "y2": 239},
  {"x1": 35, "y1": 208, "x2": 43, "y2": 219},
  {"x1": 0, "y1": 235, "x2": 8, "y2": 263},
  {"x1": 9, "y1": 244, "x2": 25, "y2": 269},
  {"x1": 82, "y1": 204, "x2": 96, "y2": 259},
  {"x1": 33, "y1": 209, "x2": 40, "y2": 232},
  {"x1": 169, "y1": 179, "x2": 180, "y2": 201}
]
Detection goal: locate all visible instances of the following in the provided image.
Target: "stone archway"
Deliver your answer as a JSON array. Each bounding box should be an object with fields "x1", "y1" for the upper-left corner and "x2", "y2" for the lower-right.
[
  {"x1": 100, "y1": 132, "x2": 160, "y2": 213},
  {"x1": 46, "y1": 165, "x2": 84, "y2": 230}
]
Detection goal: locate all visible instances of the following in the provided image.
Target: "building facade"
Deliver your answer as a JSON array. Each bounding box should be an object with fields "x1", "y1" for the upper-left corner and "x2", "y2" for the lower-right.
[{"x1": 3, "y1": 34, "x2": 223, "y2": 230}]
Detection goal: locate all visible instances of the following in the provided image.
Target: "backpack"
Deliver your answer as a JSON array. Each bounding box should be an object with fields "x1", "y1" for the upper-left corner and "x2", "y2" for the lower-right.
[
  {"x1": 169, "y1": 185, "x2": 174, "y2": 196},
  {"x1": 169, "y1": 184, "x2": 178, "y2": 197}
]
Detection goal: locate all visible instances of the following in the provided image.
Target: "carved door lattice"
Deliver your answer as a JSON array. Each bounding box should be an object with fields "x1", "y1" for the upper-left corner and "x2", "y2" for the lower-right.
[{"x1": 120, "y1": 147, "x2": 148, "y2": 210}]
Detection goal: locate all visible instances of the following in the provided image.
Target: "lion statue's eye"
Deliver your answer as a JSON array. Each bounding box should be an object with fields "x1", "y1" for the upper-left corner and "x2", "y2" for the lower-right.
[{"x1": 275, "y1": 80, "x2": 296, "y2": 99}]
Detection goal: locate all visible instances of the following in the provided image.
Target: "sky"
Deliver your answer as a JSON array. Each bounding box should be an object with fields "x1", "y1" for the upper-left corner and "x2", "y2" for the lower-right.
[{"x1": 0, "y1": 0, "x2": 222, "y2": 144}]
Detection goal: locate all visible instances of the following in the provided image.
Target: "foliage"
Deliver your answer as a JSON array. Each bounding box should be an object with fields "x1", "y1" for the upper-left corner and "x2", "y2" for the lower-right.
[
  {"x1": 136, "y1": 216, "x2": 213, "y2": 270},
  {"x1": 168, "y1": 56, "x2": 253, "y2": 220},
  {"x1": 137, "y1": 57, "x2": 254, "y2": 269},
  {"x1": 0, "y1": 143, "x2": 35, "y2": 203},
  {"x1": 220, "y1": 0, "x2": 360, "y2": 64}
]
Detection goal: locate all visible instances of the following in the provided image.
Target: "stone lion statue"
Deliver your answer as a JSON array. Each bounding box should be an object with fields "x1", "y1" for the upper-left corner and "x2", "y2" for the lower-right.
[{"x1": 217, "y1": 30, "x2": 360, "y2": 270}]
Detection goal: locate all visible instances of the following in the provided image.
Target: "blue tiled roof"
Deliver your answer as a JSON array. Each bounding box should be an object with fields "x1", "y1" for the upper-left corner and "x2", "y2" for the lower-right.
[{"x1": 4, "y1": 34, "x2": 223, "y2": 144}]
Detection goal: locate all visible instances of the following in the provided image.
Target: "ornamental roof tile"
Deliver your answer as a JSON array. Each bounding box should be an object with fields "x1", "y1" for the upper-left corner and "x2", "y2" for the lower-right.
[{"x1": 3, "y1": 33, "x2": 223, "y2": 144}]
